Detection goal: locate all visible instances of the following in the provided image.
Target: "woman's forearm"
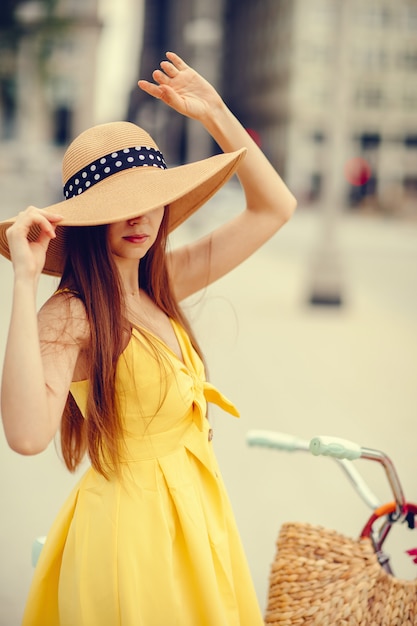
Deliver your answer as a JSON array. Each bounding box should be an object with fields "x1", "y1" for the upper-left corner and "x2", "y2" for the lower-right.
[
  {"x1": 202, "y1": 100, "x2": 297, "y2": 222},
  {"x1": 1, "y1": 277, "x2": 53, "y2": 454},
  {"x1": 1, "y1": 207, "x2": 67, "y2": 453}
]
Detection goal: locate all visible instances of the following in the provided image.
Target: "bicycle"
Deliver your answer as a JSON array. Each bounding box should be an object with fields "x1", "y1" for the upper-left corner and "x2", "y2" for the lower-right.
[{"x1": 247, "y1": 430, "x2": 417, "y2": 625}]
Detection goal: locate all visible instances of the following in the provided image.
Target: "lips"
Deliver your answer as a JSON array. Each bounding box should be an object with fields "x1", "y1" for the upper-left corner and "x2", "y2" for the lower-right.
[{"x1": 123, "y1": 234, "x2": 149, "y2": 244}]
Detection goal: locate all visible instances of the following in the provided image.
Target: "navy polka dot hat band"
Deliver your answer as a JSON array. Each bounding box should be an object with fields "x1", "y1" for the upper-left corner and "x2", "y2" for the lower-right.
[
  {"x1": 63, "y1": 146, "x2": 167, "y2": 200},
  {"x1": 0, "y1": 121, "x2": 246, "y2": 276}
]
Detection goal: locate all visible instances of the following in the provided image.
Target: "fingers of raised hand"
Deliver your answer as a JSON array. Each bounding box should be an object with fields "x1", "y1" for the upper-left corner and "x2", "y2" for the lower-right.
[
  {"x1": 165, "y1": 51, "x2": 188, "y2": 71},
  {"x1": 152, "y1": 68, "x2": 170, "y2": 85},
  {"x1": 137, "y1": 79, "x2": 163, "y2": 99},
  {"x1": 157, "y1": 52, "x2": 189, "y2": 82},
  {"x1": 159, "y1": 61, "x2": 178, "y2": 79},
  {"x1": 8, "y1": 207, "x2": 62, "y2": 242}
]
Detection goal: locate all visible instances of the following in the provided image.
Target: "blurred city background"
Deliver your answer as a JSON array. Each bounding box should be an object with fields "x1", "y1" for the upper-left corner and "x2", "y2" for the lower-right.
[{"x1": 0, "y1": 0, "x2": 417, "y2": 624}]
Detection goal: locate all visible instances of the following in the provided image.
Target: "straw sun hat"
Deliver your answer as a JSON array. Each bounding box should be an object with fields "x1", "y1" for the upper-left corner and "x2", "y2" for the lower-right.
[{"x1": 0, "y1": 121, "x2": 246, "y2": 276}]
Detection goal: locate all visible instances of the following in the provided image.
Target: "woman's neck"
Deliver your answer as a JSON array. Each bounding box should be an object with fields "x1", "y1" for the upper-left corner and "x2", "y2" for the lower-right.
[{"x1": 113, "y1": 257, "x2": 141, "y2": 297}]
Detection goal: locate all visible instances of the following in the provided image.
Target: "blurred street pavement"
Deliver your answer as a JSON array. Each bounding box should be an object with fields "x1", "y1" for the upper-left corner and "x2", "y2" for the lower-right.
[{"x1": 0, "y1": 181, "x2": 416, "y2": 623}]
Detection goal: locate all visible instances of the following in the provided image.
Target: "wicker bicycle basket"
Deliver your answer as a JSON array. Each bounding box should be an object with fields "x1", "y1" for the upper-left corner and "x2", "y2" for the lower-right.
[{"x1": 264, "y1": 522, "x2": 417, "y2": 625}]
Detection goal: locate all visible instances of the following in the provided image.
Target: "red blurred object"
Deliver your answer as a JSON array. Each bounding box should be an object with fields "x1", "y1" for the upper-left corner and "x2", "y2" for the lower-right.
[
  {"x1": 406, "y1": 548, "x2": 417, "y2": 564},
  {"x1": 246, "y1": 128, "x2": 262, "y2": 147},
  {"x1": 344, "y1": 157, "x2": 372, "y2": 186}
]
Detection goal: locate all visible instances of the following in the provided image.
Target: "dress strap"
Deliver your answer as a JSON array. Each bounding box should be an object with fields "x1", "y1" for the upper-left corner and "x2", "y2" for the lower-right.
[{"x1": 53, "y1": 287, "x2": 81, "y2": 297}]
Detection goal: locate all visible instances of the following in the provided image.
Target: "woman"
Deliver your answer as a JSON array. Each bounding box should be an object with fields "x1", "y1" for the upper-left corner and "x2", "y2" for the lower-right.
[{"x1": 0, "y1": 52, "x2": 296, "y2": 625}]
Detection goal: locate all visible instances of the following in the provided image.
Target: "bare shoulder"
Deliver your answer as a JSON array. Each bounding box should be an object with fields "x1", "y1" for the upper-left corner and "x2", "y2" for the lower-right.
[{"x1": 38, "y1": 290, "x2": 90, "y2": 348}]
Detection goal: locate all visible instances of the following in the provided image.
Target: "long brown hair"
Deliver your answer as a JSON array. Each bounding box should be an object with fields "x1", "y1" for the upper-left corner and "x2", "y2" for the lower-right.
[{"x1": 58, "y1": 209, "x2": 204, "y2": 477}]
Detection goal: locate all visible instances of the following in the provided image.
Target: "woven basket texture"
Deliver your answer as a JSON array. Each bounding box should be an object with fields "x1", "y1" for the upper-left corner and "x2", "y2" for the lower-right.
[{"x1": 265, "y1": 522, "x2": 417, "y2": 625}]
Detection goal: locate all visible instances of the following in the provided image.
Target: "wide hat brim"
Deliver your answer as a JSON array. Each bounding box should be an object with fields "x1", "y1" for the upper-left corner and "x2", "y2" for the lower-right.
[{"x1": 0, "y1": 147, "x2": 246, "y2": 277}]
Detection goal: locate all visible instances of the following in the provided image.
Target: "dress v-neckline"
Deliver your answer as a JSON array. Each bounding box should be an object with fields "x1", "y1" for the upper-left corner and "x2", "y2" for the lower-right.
[
  {"x1": 131, "y1": 318, "x2": 186, "y2": 366},
  {"x1": 71, "y1": 320, "x2": 187, "y2": 386}
]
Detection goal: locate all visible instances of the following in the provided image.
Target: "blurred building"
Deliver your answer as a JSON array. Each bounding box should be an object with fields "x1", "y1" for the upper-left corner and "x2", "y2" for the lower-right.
[
  {"x1": 224, "y1": 0, "x2": 417, "y2": 216},
  {"x1": 2, "y1": 0, "x2": 416, "y2": 217},
  {"x1": 0, "y1": 0, "x2": 101, "y2": 215},
  {"x1": 132, "y1": 0, "x2": 417, "y2": 216}
]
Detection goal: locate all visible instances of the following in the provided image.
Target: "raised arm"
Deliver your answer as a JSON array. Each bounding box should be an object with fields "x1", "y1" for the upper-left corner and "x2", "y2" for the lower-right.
[
  {"x1": 1, "y1": 207, "x2": 86, "y2": 455},
  {"x1": 138, "y1": 51, "x2": 297, "y2": 300}
]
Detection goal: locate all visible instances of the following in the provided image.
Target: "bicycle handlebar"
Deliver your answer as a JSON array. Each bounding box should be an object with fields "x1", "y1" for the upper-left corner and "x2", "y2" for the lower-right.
[
  {"x1": 309, "y1": 435, "x2": 361, "y2": 460},
  {"x1": 246, "y1": 430, "x2": 310, "y2": 453},
  {"x1": 246, "y1": 430, "x2": 380, "y2": 510},
  {"x1": 309, "y1": 435, "x2": 406, "y2": 519}
]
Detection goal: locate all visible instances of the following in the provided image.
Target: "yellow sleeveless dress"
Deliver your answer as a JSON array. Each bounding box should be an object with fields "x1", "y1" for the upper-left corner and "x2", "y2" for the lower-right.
[{"x1": 22, "y1": 320, "x2": 264, "y2": 626}]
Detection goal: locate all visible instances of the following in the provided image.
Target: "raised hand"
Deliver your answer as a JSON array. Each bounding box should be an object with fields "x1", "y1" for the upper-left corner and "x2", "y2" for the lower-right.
[
  {"x1": 6, "y1": 207, "x2": 62, "y2": 279},
  {"x1": 138, "y1": 51, "x2": 223, "y2": 122}
]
